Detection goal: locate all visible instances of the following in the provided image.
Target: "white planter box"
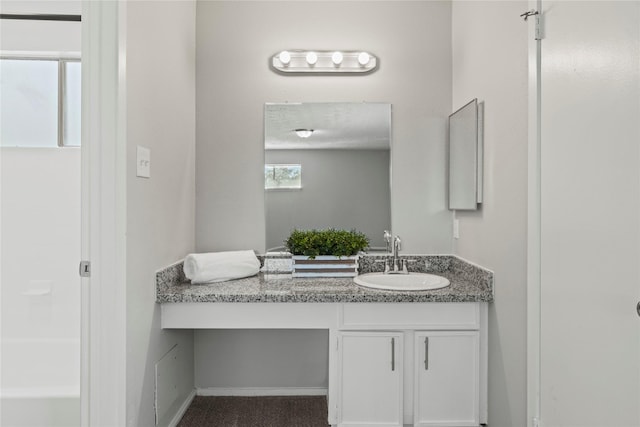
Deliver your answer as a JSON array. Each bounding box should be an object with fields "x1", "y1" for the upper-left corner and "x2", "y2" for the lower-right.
[{"x1": 291, "y1": 255, "x2": 358, "y2": 278}]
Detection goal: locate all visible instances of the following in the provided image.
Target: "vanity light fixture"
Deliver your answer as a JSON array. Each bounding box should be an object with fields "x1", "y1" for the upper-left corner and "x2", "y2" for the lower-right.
[
  {"x1": 295, "y1": 129, "x2": 314, "y2": 138},
  {"x1": 271, "y1": 50, "x2": 378, "y2": 74}
]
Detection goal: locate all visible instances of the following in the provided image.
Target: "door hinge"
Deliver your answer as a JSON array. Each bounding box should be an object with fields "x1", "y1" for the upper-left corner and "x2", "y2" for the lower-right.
[
  {"x1": 535, "y1": 13, "x2": 543, "y2": 41},
  {"x1": 79, "y1": 260, "x2": 91, "y2": 277},
  {"x1": 521, "y1": 9, "x2": 543, "y2": 41}
]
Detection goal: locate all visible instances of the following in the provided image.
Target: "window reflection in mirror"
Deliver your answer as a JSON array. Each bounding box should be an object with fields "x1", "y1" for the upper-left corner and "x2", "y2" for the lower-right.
[
  {"x1": 264, "y1": 103, "x2": 391, "y2": 253},
  {"x1": 265, "y1": 164, "x2": 302, "y2": 189}
]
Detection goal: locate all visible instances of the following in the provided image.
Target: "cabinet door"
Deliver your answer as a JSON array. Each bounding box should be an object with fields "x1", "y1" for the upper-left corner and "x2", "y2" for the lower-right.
[
  {"x1": 338, "y1": 332, "x2": 403, "y2": 427},
  {"x1": 414, "y1": 331, "x2": 479, "y2": 426}
]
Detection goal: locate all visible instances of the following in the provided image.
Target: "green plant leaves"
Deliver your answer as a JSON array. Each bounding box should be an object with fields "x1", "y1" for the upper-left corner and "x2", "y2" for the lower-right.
[{"x1": 284, "y1": 228, "x2": 370, "y2": 258}]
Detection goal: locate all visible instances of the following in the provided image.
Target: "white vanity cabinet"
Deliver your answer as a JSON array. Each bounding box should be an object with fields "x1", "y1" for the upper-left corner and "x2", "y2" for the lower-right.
[
  {"x1": 160, "y1": 301, "x2": 488, "y2": 427},
  {"x1": 338, "y1": 331, "x2": 404, "y2": 427},
  {"x1": 413, "y1": 331, "x2": 480, "y2": 426},
  {"x1": 336, "y1": 303, "x2": 486, "y2": 427}
]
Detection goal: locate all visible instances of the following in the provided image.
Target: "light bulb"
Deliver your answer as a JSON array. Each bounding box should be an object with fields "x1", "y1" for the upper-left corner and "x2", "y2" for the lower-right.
[
  {"x1": 279, "y1": 51, "x2": 291, "y2": 65},
  {"x1": 295, "y1": 129, "x2": 314, "y2": 138},
  {"x1": 306, "y1": 52, "x2": 318, "y2": 65},
  {"x1": 358, "y1": 52, "x2": 370, "y2": 66},
  {"x1": 331, "y1": 51, "x2": 343, "y2": 65}
]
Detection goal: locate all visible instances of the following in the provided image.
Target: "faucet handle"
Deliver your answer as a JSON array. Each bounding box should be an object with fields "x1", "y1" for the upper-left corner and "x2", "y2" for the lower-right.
[
  {"x1": 400, "y1": 259, "x2": 408, "y2": 274},
  {"x1": 374, "y1": 257, "x2": 392, "y2": 273},
  {"x1": 401, "y1": 259, "x2": 417, "y2": 274},
  {"x1": 401, "y1": 258, "x2": 418, "y2": 273}
]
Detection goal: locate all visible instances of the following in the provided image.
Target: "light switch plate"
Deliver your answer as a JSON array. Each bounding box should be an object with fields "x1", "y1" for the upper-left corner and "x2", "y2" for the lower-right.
[{"x1": 136, "y1": 146, "x2": 151, "y2": 178}]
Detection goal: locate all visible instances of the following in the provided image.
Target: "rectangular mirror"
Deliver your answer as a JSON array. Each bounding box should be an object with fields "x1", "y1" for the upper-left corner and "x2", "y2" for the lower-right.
[
  {"x1": 264, "y1": 102, "x2": 391, "y2": 252},
  {"x1": 448, "y1": 99, "x2": 483, "y2": 210}
]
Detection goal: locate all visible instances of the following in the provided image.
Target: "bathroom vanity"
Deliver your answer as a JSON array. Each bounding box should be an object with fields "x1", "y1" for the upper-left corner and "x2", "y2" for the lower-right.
[{"x1": 157, "y1": 255, "x2": 493, "y2": 427}]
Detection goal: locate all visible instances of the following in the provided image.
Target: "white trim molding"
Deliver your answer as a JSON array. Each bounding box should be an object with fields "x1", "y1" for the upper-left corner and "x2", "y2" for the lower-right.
[
  {"x1": 82, "y1": 1, "x2": 127, "y2": 426},
  {"x1": 526, "y1": 0, "x2": 542, "y2": 426},
  {"x1": 197, "y1": 387, "x2": 328, "y2": 397},
  {"x1": 167, "y1": 390, "x2": 196, "y2": 427}
]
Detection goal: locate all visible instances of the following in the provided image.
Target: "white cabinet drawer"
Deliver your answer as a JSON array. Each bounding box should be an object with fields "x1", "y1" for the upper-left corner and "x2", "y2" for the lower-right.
[{"x1": 340, "y1": 303, "x2": 479, "y2": 330}]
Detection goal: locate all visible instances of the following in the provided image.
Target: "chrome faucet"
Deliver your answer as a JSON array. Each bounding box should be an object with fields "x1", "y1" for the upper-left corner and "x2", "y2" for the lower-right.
[
  {"x1": 379, "y1": 231, "x2": 408, "y2": 274},
  {"x1": 386, "y1": 235, "x2": 408, "y2": 274}
]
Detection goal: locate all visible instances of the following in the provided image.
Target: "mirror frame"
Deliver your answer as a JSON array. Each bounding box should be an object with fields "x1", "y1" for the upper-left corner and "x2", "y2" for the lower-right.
[{"x1": 448, "y1": 98, "x2": 483, "y2": 211}]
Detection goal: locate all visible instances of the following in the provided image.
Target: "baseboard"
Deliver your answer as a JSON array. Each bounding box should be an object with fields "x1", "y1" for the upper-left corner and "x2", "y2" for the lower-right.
[
  {"x1": 196, "y1": 387, "x2": 327, "y2": 397},
  {"x1": 167, "y1": 389, "x2": 196, "y2": 427}
]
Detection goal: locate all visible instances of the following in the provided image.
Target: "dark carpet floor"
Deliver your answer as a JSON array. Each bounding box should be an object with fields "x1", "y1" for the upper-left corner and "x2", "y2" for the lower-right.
[{"x1": 177, "y1": 396, "x2": 329, "y2": 427}]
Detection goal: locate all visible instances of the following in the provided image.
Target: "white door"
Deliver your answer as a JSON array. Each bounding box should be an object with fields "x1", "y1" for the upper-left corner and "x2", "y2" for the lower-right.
[
  {"x1": 538, "y1": 1, "x2": 640, "y2": 425},
  {"x1": 338, "y1": 332, "x2": 403, "y2": 427},
  {"x1": 414, "y1": 331, "x2": 479, "y2": 427}
]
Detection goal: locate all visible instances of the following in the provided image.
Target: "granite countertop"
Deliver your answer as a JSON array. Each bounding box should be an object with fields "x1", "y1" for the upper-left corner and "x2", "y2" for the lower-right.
[{"x1": 156, "y1": 254, "x2": 494, "y2": 304}]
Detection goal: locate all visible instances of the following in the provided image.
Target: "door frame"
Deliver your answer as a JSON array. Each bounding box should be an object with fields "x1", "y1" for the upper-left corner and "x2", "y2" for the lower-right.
[
  {"x1": 526, "y1": 0, "x2": 542, "y2": 426},
  {"x1": 81, "y1": 1, "x2": 127, "y2": 425}
]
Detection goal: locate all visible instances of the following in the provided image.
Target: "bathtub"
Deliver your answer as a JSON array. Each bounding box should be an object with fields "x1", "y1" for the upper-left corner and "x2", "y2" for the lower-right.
[{"x1": 1, "y1": 338, "x2": 80, "y2": 427}]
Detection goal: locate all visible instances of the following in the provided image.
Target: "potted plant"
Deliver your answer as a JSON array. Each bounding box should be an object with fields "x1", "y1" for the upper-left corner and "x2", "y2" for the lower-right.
[{"x1": 284, "y1": 228, "x2": 370, "y2": 278}]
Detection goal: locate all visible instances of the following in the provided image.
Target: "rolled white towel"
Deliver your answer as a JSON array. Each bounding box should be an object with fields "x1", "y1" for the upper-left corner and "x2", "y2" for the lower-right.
[{"x1": 183, "y1": 250, "x2": 260, "y2": 284}]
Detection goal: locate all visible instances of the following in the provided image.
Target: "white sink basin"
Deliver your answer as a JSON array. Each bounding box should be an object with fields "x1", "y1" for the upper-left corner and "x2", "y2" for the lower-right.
[{"x1": 354, "y1": 272, "x2": 450, "y2": 291}]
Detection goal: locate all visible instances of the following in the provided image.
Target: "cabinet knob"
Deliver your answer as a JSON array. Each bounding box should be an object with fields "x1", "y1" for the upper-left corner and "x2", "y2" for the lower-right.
[{"x1": 637, "y1": 301, "x2": 640, "y2": 317}]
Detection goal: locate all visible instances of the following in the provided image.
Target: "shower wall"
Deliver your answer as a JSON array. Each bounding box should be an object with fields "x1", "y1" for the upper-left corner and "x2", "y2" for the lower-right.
[
  {"x1": 1, "y1": 148, "x2": 81, "y2": 341},
  {"x1": 0, "y1": 149, "x2": 81, "y2": 426}
]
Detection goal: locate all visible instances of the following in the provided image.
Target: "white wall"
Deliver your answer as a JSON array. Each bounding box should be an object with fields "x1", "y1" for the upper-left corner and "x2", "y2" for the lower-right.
[
  {"x1": 451, "y1": 1, "x2": 528, "y2": 426},
  {"x1": 0, "y1": 1, "x2": 81, "y2": 52},
  {"x1": 195, "y1": 0, "x2": 452, "y2": 255},
  {"x1": 194, "y1": 0, "x2": 452, "y2": 392},
  {"x1": 124, "y1": 2, "x2": 196, "y2": 426},
  {"x1": 195, "y1": 329, "x2": 329, "y2": 390}
]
